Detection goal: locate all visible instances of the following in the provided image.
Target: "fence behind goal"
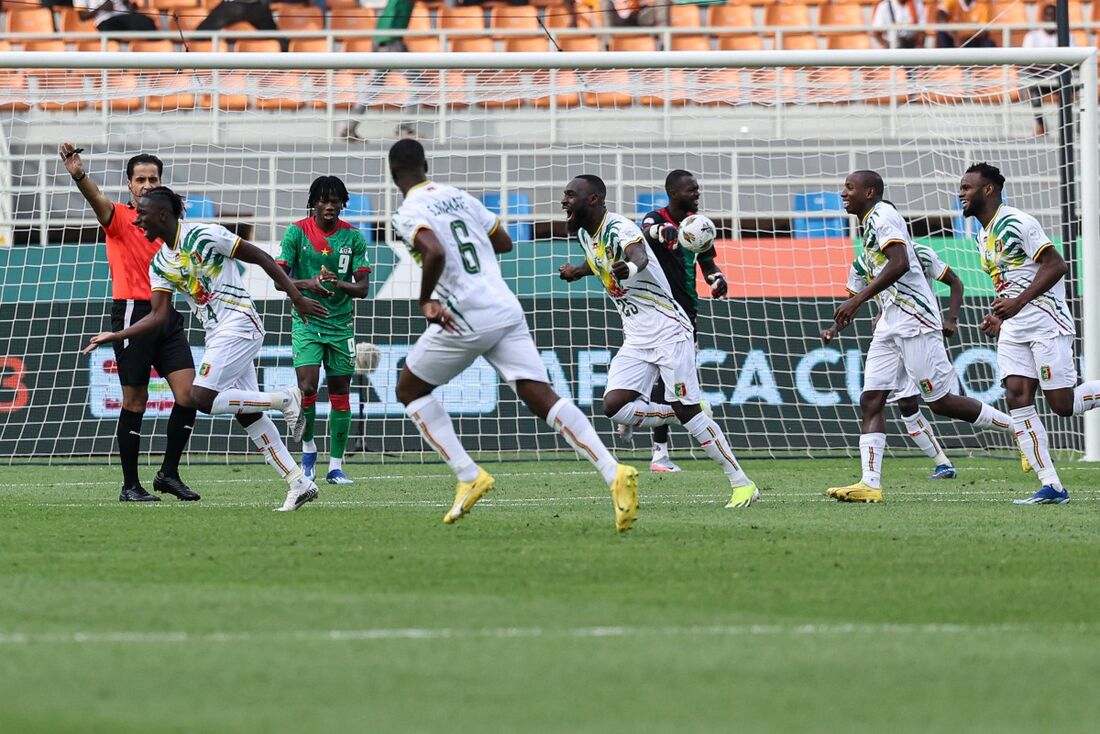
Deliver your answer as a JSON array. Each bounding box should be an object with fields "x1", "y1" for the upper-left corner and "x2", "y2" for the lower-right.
[{"x1": 0, "y1": 49, "x2": 1096, "y2": 463}]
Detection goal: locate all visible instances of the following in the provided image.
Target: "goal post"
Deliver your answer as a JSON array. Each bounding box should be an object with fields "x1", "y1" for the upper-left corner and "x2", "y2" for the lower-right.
[{"x1": 0, "y1": 48, "x2": 1096, "y2": 463}]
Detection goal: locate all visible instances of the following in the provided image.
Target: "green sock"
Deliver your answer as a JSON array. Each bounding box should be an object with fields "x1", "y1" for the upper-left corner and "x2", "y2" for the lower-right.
[
  {"x1": 302, "y1": 404, "x2": 317, "y2": 443},
  {"x1": 329, "y1": 409, "x2": 351, "y2": 460}
]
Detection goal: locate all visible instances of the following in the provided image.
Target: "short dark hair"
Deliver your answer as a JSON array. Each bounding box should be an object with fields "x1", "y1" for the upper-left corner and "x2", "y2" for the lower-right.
[
  {"x1": 126, "y1": 153, "x2": 163, "y2": 181},
  {"x1": 307, "y1": 175, "x2": 350, "y2": 209},
  {"x1": 966, "y1": 162, "x2": 1005, "y2": 191},
  {"x1": 142, "y1": 186, "x2": 184, "y2": 218},
  {"x1": 573, "y1": 174, "x2": 606, "y2": 201},
  {"x1": 665, "y1": 169, "x2": 694, "y2": 191},
  {"x1": 388, "y1": 138, "x2": 427, "y2": 175},
  {"x1": 851, "y1": 169, "x2": 885, "y2": 198}
]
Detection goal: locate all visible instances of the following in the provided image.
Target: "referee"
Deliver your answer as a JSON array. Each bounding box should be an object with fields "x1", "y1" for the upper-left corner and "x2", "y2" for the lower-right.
[{"x1": 61, "y1": 143, "x2": 200, "y2": 502}]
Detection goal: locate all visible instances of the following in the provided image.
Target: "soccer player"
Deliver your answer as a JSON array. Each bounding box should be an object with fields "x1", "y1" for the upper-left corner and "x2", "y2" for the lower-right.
[
  {"x1": 559, "y1": 174, "x2": 759, "y2": 510},
  {"x1": 823, "y1": 170, "x2": 1016, "y2": 503},
  {"x1": 825, "y1": 240, "x2": 965, "y2": 479},
  {"x1": 639, "y1": 169, "x2": 729, "y2": 473},
  {"x1": 82, "y1": 187, "x2": 329, "y2": 512},
  {"x1": 960, "y1": 162, "x2": 1100, "y2": 504},
  {"x1": 276, "y1": 176, "x2": 370, "y2": 485},
  {"x1": 60, "y1": 143, "x2": 199, "y2": 503},
  {"x1": 387, "y1": 140, "x2": 640, "y2": 533}
]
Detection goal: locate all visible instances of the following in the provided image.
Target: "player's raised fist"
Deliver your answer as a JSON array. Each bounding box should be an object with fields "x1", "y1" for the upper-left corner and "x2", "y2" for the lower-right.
[
  {"x1": 820, "y1": 328, "x2": 835, "y2": 344},
  {"x1": 942, "y1": 315, "x2": 959, "y2": 338},
  {"x1": 558, "y1": 263, "x2": 584, "y2": 281}
]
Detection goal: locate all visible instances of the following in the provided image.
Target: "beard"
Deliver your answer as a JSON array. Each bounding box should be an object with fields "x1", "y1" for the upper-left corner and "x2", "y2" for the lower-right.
[
  {"x1": 565, "y1": 208, "x2": 586, "y2": 235},
  {"x1": 961, "y1": 198, "x2": 979, "y2": 218}
]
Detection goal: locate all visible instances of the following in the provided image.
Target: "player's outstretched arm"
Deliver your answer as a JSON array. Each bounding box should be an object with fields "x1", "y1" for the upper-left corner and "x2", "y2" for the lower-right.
[
  {"x1": 940, "y1": 268, "x2": 964, "y2": 337},
  {"x1": 413, "y1": 229, "x2": 458, "y2": 333},
  {"x1": 991, "y1": 246, "x2": 1068, "y2": 321},
  {"x1": 83, "y1": 290, "x2": 171, "y2": 354},
  {"x1": 59, "y1": 143, "x2": 114, "y2": 228},
  {"x1": 834, "y1": 242, "x2": 908, "y2": 327},
  {"x1": 558, "y1": 261, "x2": 593, "y2": 282},
  {"x1": 235, "y1": 240, "x2": 329, "y2": 321}
]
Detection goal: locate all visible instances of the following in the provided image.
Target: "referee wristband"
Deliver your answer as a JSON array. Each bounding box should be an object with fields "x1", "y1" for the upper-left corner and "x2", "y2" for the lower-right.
[
  {"x1": 624, "y1": 261, "x2": 639, "y2": 279},
  {"x1": 72, "y1": 171, "x2": 86, "y2": 182}
]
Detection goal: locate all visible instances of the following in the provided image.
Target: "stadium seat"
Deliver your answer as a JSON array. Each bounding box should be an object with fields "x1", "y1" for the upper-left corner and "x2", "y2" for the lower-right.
[
  {"x1": 236, "y1": 39, "x2": 283, "y2": 53},
  {"x1": 325, "y1": 72, "x2": 360, "y2": 110},
  {"x1": 345, "y1": 193, "x2": 376, "y2": 242},
  {"x1": 0, "y1": 71, "x2": 32, "y2": 112},
  {"x1": 826, "y1": 33, "x2": 872, "y2": 49},
  {"x1": 326, "y1": 0, "x2": 361, "y2": 7},
  {"x1": 505, "y1": 36, "x2": 551, "y2": 52},
  {"x1": 451, "y1": 36, "x2": 496, "y2": 52},
  {"x1": 749, "y1": 68, "x2": 799, "y2": 104},
  {"x1": 185, "y1": 196, "x2": 217, "y2": 219},
  {"x1": 6, "y1": 8, "x2": 55, "y2": 35},
  {"x1": 274, "y1": 5, "x2": 323, "y2": 31},
  {"x1": 490, "y1": 5, "x2": 540, "y2": 32},
  {"x1": 199, "y1": 72, "x2": 249, "y2": 111},
  {"x1": 289, "y1": 38, "x2": 332, "y2": 52},
  {"x1": 481, "y1": 192, "x2": 533, "y2": 242},
  {"x1": 971, "y1": 65, "x2": 1021, "y2": 103},
  {"x1": 916, "y1": 66, "x2": 966, "y2": 103},
  {"x1": 146, "y1": 71, "x2": 198, "y2": 111},
  {"x1": 638, "y1": 69, "x2": 690, "y2": 107},
  {"x1": 343, "y1": 38, "x2": 374, "y2": 53},
  {"x1": 669, "y1": 4, "x2": 703, "y2": 27},
  {"x1": 331, "y1": 8, "x2": 377, "y2": 39},
  {"x1": 819, "y1": 2, "x2": 865, "y2": 29},
  {"x1": 609, "y1": 35, "x2": 658, "y2": 52},
  {"x1": 987, "y1": 2, "x2": 1029, "y2": 45},
  {"x1": 718, "y1": 34, "x2": 765, "y2": 51},
  {"x1": 188, "y1": 39, "x2": 229, "y2": 53},
  {"x1": 861, "y1": 66, "x2": 907, "y2": 104},
  {"x1": 58, "y1": 7, "x2": 98, "y2": 34},
  {"x1": 405, "y1": 35, "x2": 442, "y2": 52},
  {"x1": 367, "y1": 71, "x2": 411, "y2": 109},
  {"x1": 254, "y1": 72, "x2": 312, "y2": 111},
  {"x1": 478, "y1": 69, "x2": 527, "y2": 108},
  {"x1": 35, "y1": 73, "x2": 89, "y2": 111},
  {"x1": 152, "y1": 0, "x2": 200, "y2": 12},
  {"x1": 75, "y1": 39, "x2": 123, "y2": 52},
  {"x1": 440, "y1": 5, "x2": 487, "y2": 31},
  {"x1": 671, "y1": 35, "x2": 711, "y2": 51},
  {"x1": 582, "y1": 70, "x2": 633, "y2": 108},
  {"x1": 407, "y1": 3, "x2": 435, "y2": 31},
  {"x1": 543, "y1": 3, "x2": 576, "y2": 29},
  {"x1": 780, "y1": 33, "x2": 819, "y2": 50},
  {"x1": 23, "y1": 40, "x2": 67, "y2": 53},
  {"x1": 93, "y1": 72, "x2": 142, "y2": 112},
  {"x1": 560, "y1": 35, "x2": 602, "y2": 52},
  {"x1": 803, "y1": 67, "x2": 854, "y2": 104},
  {"x1": 129, "y1": 40, "x2": 176, "y2": 53},
  {"x1": 792, "y1": 192, "x2": 846, "y2": 238},
  {"x1": 695, "y1": 68, "x2": 745, "y2": 106},
  {"x1": 418, "y1": 69, "x2": 472, "y2": 108},
  {"x1": 530, "y1": 69, "x2": 581, "y2": 108}
]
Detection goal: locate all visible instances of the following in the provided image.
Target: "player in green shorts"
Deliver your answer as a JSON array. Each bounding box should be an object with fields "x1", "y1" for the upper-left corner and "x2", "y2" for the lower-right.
[{"x1": 277, "y1": 176, "x2": 371, "y2": 484}]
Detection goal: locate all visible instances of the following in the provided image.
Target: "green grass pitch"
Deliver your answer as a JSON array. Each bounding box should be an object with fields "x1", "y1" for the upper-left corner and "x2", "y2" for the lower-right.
[{"x1": 1, "y1": 457, "x2": 1099, "y2": 733}]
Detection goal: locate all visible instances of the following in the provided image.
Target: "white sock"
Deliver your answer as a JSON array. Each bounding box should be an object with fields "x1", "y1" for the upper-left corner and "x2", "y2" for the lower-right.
[
  {"x1": 859, "y1": 432, "x2": 886, "y2": 489},
  {"x1": 610, "y1": 399, "x2": 679, "y2": 427},
  {"x1": 1073, "y1": 381, "x2": 1100, "y2": 414},
  {"x1": 329, "y1": 457, "x2": 343, "y2": 472},
  {"x1": 302, "y1": 439, "x2": 318, "y2": 454},
  {"x1": 683, "y1": 412, "x2": 749, "y2": 486},
  {"x1": 1011, "y1": 406, "x2": 1062, "y2": 488},
  {"x1": 974, "y1": 402, "x2": 1014, "y2": 432},
  {"x1": 652, "y1": 441, "x2": 669, "y2": 461},
  {"x1": 545, "y1": 398, "x2": 620, "y2": 485},
  {"x1": 243, "y1": 414, "x2": 301, "y2": 483},
  {"x1": 901, "y1": 410, "x2": 950, "y2": 466},
  {"x1": 405, "y1": 395, "x2": 478, "y2": 483},
  {"x1": 211, "y1": 389, "x2": 286, "y2": 415}
]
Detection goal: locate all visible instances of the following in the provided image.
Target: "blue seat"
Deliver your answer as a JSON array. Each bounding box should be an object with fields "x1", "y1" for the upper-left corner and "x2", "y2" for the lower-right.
[
  {"x1": 345, "y1": 193, "x2": 375, "y2": 243},
  {"x1": 184, "y1": 196, "x2": 215, "y2": 220},
  {"x1": 635, "y1": 192, "x2": 668, "y2": 222},
  {"x1": 792, "y1": 192, "x2": 846, "y2": 239},
  {"x1": 480, "y1": 192, "x2": 533, "y2": 242}
]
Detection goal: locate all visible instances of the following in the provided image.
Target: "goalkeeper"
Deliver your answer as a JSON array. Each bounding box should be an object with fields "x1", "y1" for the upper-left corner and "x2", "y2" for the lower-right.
[
  {"x1": 638, "y1": 169, "x2": 728, "y2": 473},
  {"x1": 276, "y1": 176, "x2": 371, "y2": 485}
]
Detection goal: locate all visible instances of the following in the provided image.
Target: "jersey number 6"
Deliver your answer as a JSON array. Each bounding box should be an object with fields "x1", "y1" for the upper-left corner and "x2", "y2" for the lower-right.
[{"x1": 451, "y1": 220, "x2": 481, "y2": 275}]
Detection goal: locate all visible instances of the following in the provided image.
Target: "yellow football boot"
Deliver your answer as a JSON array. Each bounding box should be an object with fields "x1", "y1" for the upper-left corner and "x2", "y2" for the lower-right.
[
  {"x1": 609, "y1": 464, "x2": 639, "y2": 534},
  {"x1": 724, "y1": 482, "x2": 760, "y2": 509},
  {"x1": 443, "y1": 467, "x2": 495, "y2": 524},
  {"x1": 826, "y1": 481, "x2": 883, "y2": 503}
]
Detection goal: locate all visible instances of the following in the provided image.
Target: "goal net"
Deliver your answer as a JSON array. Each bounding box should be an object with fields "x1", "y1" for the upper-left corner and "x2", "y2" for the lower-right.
[{"x1": 0, "y1": 49, "x2": 1096, "y2": 464}]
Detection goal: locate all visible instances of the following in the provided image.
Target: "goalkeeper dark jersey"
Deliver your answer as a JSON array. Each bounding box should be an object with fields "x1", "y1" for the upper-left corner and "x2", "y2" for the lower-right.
[{"x1": 640, "y1": 207, "x2": 717, "y2": 323}]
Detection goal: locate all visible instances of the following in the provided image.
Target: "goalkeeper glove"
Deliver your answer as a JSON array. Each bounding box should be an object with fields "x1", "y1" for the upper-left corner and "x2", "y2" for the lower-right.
[
  {"x1": 706, "y1": 272, "x2": 728, "y2": 298},
  {"x1": 646, "y1": 223, "x2": 679, "y2": 250}
]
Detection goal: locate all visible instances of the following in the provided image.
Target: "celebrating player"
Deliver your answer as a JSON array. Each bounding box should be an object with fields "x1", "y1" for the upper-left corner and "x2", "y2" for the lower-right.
[
  {"x1": 387, "y1": 140, "x2": 640, "y2": 533},
  {"x1": 638, "y1": 169, "x2": 729, "y2": 473},
  {"x1": 823, "y1": 170, "x2": 1016, "y2": 503},
  {"x1": 61, "y1": 143, "x2": 200, "y2": 503},
  {"x1": 559, "y1": 174, "x2": 759, "y2": 510},
  {"x1": 276, "y1": 176, "x2": 370, "y2": 485},
  {"x1": 826, "y1": 240, "x2": 966, "y2": 479},
  {"x1": 960, "y1": 162, "x2": 1100, "y2": 504},
  {"x1": 82, "y1": 187, "x2": 328, "y2": 512}
]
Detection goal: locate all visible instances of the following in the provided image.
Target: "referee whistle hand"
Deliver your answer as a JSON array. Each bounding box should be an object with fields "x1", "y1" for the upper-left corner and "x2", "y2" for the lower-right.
[{"x1": 59, "y1": 143, "x2": 84, "y2": 177}]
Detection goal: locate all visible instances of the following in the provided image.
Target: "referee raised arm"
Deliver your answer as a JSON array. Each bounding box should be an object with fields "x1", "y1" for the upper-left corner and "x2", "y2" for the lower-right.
[{"x1": 60, "y1": 143, "x2": 200, "y2": 502}]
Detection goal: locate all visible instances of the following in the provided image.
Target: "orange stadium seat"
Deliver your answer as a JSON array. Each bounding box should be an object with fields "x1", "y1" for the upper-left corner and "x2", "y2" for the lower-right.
[
  {"x1": 451, "y1": 36, "x2": 496, "y2": 52},
  {"x1": 490, "y1": 5, "x2": 540, "y2": 32},
  {"x1": 505, "y1": 36, "x2": 551, "y2": 51},
  {"x1": 74, "y1": 39, "x2": 122, "y2": 52},
  {"x1": 200, "y1": 72, "x2": 249, "y2": 111},
  {"x1": 331, "y1": 8, "x2": 376, "y2": 38},
  {"x1": 971, "y1": 65, "x2": 1021, "y2": 102},
  {"x1": 275, "y1": 5, "x2": 324, "y2": 31},
  {"x1": 6, "y1": 7, "x2": 55, "y2": 34},
  {"x1": 987, "y1": 2, "x2": 1029, "y2": 45},
  {"x1": 188, "y1": 39, "x2": 229, "y2": 52},
  {"x1": 405, "y1": 35, "x2": 442, "y2": 52},
  {"x1": 254, "y1": 72, "x2": 312, "y2": 111},
  {"x1": 129, "y1": 40, "x2": 176, "y2": 53},
  {"x1": 531, "y1": 69, "x2": 581, "y2": 108},
  {"x1": 343, "y1": 38, "x2": 374, "y2": 52},
  {"x1": 440, "y1": 5, "x2": 486, "y2": 31},
  {"x1": 637, "y1": 69, "x2": 690, "y2": 107},
  {"x1": 289, "y1": 38, "x2": 332, "y2": 52},
  {"x1": 781, "y1": 33, "x2": 819, "y2": 49},
  {"x1": 765, "y1": 4, "x2": 811, "y2": 29},
  {"x1": 696, "y1": 68, "x2": 745, "y2": 106},
  {"x1": 407, "y1": 3, "x2": 435, "y2": 28},
  {"x1": 708, "y1": 4, "x2": 753, "y2": 30},
  {"x1": 58, "y1": 7, "x2": 98, "y2": 34},
  {"x1": 559, "y1": 35, "x2": 602, "y2": 52},
  {"x1": 819, "y1": 3, "x2": 865, "y2": 29},
  {"x1": 671, "y1": 35, "x2": 711, "y2": 51},
  {"x1": 609, "y1": 34, "x2": 657, "y2": 52},
  {"x1": 804, "y1": 67, "x2": 854, "y2": 104},
  {"x1": 324, "y1": 72, "x2": 359, "y2": 109},
  {"x1": 581, "y1": 69, "x2": 633, "y2": 107},
  {"x1": 0, "y1": 71, "x2": 31, "y2": 113},
  {"x1": 749, "y1": 68, "x2": 798, "y2": 105},
  {"x1": 152, "y1": 0, "x2": 201, "y2": 12},
  {"x1": 718, "y1": 34, "x2": 765, "y2": 51},
  {"x1": 236, "y1": 38, "x2": 283, "y2": 53},
  {"x1": 827, "y1": 33, "x2": 872, "y2": 49},
  {"x1": 368, "y1": 71, "x2": 412, "y2": 109},
  {"x1": 479, "y1": 69, "x2": 527, "y2": 108},
  {"x1": 326, "y1": 0, "x2": 361, "y2": 8},
  {"x1": 861, "y1": 66, "x2": 907, "y2": 104},
  {"x1": 93, "y1": 72, "x2": 141, "y2": 112},
  {"x1": 669, "y1": 4, "x2": 703, "y2": 27},
  {"x1": 542, "y1": 3, "x2": 575, "y2": 29},
  {"x1": 36, "y1": 73, "x2": 89, "y2": 111},
  {"x1": 916, "y1": 66, "x2": 966, "y2": 103},
  {"x1": 23, "y1": 39, "x2": 68, "y2": 53}
]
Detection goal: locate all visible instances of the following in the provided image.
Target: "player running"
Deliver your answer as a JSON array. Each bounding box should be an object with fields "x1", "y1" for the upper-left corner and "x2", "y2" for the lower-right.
[
  {"x1": 960, "y1": 162, "x2": 1100, "y2": 504},
  {"x1": 559, "y1": 174, "x2": 758, "y2": 510},
  {"x1": 387, "y1": 140, "x2": 640, "y2": 533},
  {"x1": 82, "y1": 187, "x2": 328, "y2": 512},
  {"x1": 276, "y1": 176, "x2": 370, "y2": 485},
  {"x1": 825, "y1": 239, "x2": 966, "y2": 479},
  {"x1": 61, "y1": 143, "x2": 200, "y2": 503},
  {"x1": 638, "y1": 169, "x2": 729, "y2": 473},
  {"x1": 823, "y1": 170, "x2": 1017, "y2": 503}
]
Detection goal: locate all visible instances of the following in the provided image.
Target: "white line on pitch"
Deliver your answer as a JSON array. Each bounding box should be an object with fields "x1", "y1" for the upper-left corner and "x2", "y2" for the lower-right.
[{"x1": 2, "y1": 622, "x2": 1096, "y2": 646}]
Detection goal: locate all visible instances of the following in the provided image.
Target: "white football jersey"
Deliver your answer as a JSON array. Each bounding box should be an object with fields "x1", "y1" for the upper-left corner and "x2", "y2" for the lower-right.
[
  {"x1": 391, "y1": 181, "x2": 524, "y2": 333},
  {"x1": 577, "y1": 212, "x2": 693, "y2": 347},
  {"x1": 851, "y1": 201, "x2": 942, "y2": 338},
  {"x1": 977, "y1": 204, "x2": 1073, "y2": 338},
  {"x1": 149, "y1": 221, "x2": 263, "y2": 338},
  {"x1": 848, "y1": 241, "x2": 950, "y2": 300}
]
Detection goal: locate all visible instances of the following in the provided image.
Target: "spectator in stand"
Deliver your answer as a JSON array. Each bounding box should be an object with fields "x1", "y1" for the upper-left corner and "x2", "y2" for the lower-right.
[
  {"x1": 871, "y1": 0, "x2": 926, "y2": 49},
  {"x1": 1023, "y1": 4, "x2": 1069, "y2": 137},
  {"x1": 571, "y1": 0, "x2": 667, "y2": 28},
  {"x1": 940, "y1": 0, "x2": 995, "y2": 47},
  {"x1": 373, "y1": 0, "x2": 414, "y2": 52},
  {"x1": 197, "y1": 0, "x2": 305, "y2": 49},
  {"x1": 934, "y1": 8, "x2": 956, "y2": 48},
  {"x1": 75, "y1": 0, "x2": 158, "y2": 32}
]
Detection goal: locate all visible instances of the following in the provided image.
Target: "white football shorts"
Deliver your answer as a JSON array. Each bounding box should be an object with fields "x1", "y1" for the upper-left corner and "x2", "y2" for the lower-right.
[
  {"x1": 863, "y1": 330, "x2": 957, "y2": 403},
  {"x1": 193, "y1": 331, "x2": 263, "y2": 393},
  {"x1": 997, "y1": 333, "x2": 1077, "y2": 390},
  {"x1": 605, "y1": 337, "x2": 702, "y2": 404},
  {"x1": 405, "y1": 319, "x2": 549, "y2": 387}
]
